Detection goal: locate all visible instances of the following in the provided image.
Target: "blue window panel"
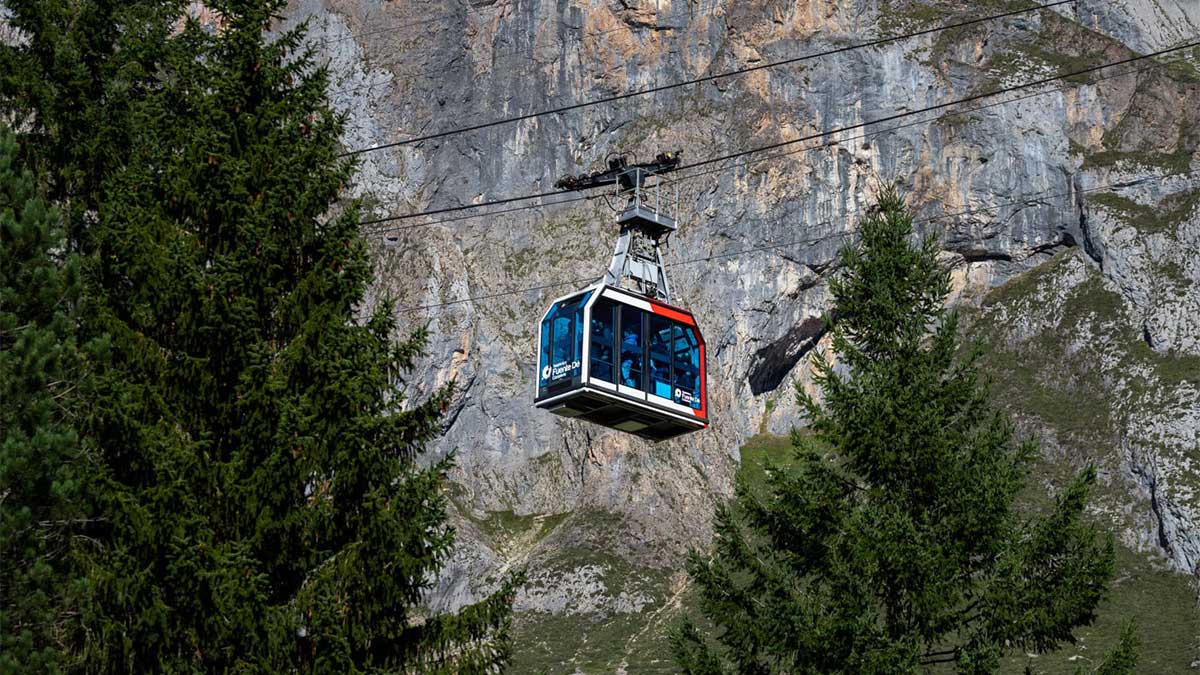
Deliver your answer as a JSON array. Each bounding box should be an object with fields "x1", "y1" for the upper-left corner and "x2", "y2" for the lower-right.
[
  {"x1": 551, "y1": 315, "x2": 572, "y2": 368},
  {"x1": 649, "y1": 315, "x2": 672, "y2": 399},
  {"x1": 589, "y1": 299, "x2": 616, "y2": 383},
  {"x1": 539, "y1": 305, "x2": 554, "y2": 387},
  {"x1": 572, "y1": 291, "x2": 590, "y2": 378},
  {"x1": 542, "y1": 293, "x2": 590, "y2": 387},
  {"x1": 619, "y1": 306, "x2": 644, "y2": 390},
  {"x1": 672, "y1": 325, "x2": 701, "y2": 410}
]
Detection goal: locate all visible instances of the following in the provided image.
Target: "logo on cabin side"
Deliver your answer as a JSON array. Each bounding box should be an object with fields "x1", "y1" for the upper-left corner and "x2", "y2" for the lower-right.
[{"x1": 548, "y1": 360, "x2": 580, "y2": 380}]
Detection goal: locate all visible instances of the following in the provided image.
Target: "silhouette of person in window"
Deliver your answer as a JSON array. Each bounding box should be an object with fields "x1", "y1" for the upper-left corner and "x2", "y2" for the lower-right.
[
  {"x1": 620, "y1": 328, "x2": 640, "y2": 388},
  {"x1": 591, "y1": 322, "x2": 614, "y2": 382}
]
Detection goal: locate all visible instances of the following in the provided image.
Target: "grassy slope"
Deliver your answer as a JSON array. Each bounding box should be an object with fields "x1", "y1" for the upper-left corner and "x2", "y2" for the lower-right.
[{"x1": 505, "y1": 433, "x2": 1197, "y2": 674}]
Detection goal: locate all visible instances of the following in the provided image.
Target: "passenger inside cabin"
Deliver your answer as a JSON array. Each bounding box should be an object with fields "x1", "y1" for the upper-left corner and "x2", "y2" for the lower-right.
[
  {"x1": 591, "y1": 323, "x2": 614, "y2": 382},
  {"x1": 649, "y1": 320, "x2": 672, "y2": 399},
  {"x1": 620, "y1": 326, "x2": 642, "y2": 388}
]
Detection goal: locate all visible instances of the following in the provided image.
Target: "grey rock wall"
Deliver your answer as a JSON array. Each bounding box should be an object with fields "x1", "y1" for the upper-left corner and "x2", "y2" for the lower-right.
[{"x1": 284, "y1": 0, "x2": 1200, "y2": 600}]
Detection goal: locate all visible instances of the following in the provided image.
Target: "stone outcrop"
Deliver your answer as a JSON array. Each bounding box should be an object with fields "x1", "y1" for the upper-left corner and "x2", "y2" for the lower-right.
[{"x1": 283, "y1": 0, "x2": 1200, "y2": 613}]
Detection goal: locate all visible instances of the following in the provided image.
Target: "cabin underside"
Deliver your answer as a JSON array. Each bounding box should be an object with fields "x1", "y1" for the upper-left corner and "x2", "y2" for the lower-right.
[{"x1": 537, "y1": 387, "x2": 705, "y2": 442}]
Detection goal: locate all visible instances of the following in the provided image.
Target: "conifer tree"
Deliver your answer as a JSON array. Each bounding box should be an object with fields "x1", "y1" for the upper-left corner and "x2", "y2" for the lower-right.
[
  {"x1": 0, "y1": 0, "x2": 180, "y2": 249},
  {"x1": 63, "y1": 1, "x2": 519, "y2": 671},
  {"x1": 0, "y1": 128, "x2": 90, "y2": 674},
  {"x1": 673, "y1": 188, "x2": 1133, "y2": 674}
]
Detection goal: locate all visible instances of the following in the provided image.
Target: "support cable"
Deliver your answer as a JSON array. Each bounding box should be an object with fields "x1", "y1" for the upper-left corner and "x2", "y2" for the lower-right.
[
  {"x1": 340, "y1": 0, "x2": 1077, "y2": 157},
  {"x1": 359, "y1": 44, "x2": 1193, "y2": 229},
  {"x1": 674, "y1": 42, "x2": 1195, "y2": 171},
  {"x1": 362, "y1": 57, "x2": 1166, "y2": 237}
]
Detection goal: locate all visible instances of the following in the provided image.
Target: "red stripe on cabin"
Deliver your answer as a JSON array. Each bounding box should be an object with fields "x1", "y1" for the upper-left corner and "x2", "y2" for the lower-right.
[
  {"x1": 648, "y1": 301, "x2": 695, "y2": 326},
  {"x1": 695, "y1": 342, "x2": 707, "y2": 419}
]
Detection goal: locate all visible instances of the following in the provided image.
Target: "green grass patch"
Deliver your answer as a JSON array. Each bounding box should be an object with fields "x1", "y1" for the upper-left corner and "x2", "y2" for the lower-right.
[
  {"x1": 877, "y1": 0, "x2": 1030, "y2": 36},
  {"x1": 1089, "y1": 187, "x2": 1200, "y2": 237},
  {"x1": 997, "y1": 546, "x2": 1199, "y2": 674},
  {"x1": 1161, "y1": 55, "x2": 1200, "y2": 84},
  {"x1": 534, "y1": 546, "x2": 667, "y2": 601},
  {"x1": 510, "y1": 547, "x2": 689, "y2": 674},
  {"x1": 976, "y1": 251, "x2": 1200, "y2": 398},
  {"x1": 510, "y1": 598, "x2": 690, "y2": 674},
  {"x1": 1080, "y1": 148, "x2": 1194, "y2": 173},
  {"x1": 1157, "y1": 259, "x2": 1190, "y2": 289},
  {"x1": 1083, "y1": 117, "x2": 1196, "y2": 174},
  {"x1": 1086, "y1": 193, "x2": 1165, "y2": 233},
  {"x1": 511, "y1": 610, "x2": 660, "y2": 674},
  {"x1": 736, "y1": 432, "x2": 800, "y2": 494},
  {"x1": 979, "y1": 249, "x2": 1075, "y2": 308},
  {"x1": 985, "y1": 42, "x2": 1101, "y2": 85},
  {"x1": 460, "y1": 508, "x2": 570, "y2": 557}
]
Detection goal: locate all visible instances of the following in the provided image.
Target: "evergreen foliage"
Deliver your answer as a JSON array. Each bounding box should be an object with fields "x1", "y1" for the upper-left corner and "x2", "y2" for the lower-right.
[
  {"x1": 0, "y1": 0, "x2": 181, "y2": 248},
  {"x1": 673, "y1": 188, "x2": 1130, "y2": 674},
  {"x1": 4, "y1": 1, "x2": 520, "y2": 671},
  {"x1": 0, "y1": 128, "x2": 90, "y2": 674}
]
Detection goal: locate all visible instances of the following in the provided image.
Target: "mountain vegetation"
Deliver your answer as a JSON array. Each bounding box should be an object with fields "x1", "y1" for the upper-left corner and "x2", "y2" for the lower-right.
[
  {"x1": 0, "y1": 127, "x2": 91, "y2": 675},
  {"x1": 0, "y1": 1, "x2": 519, "y2": 671},
  {"x1": 672, "y1": 189, "x2": 1136, "y2": 674}
]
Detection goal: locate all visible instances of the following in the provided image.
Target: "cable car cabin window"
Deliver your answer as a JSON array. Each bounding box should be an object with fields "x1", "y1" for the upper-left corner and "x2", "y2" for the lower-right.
[
  {"x1": 649, "y1": 315, "x2": 673, "y2": 399},
  {"x1": 539, "y1": 294, "x2": 588, "y2": 389},
  {"x1": 539, "y1": 314, "x2": 551, "y2": 387},
  {"x1": 619, "y1": 306, "x2": 644, "y2": 391},
  {"x1": 590, "y1": 299, "x2": 616, "y2": 383},
  {"x1": 575, "y1": 300, "x2": 585, "y2": 375},
  {"x1": 672, "y1": 324, "x2": 701, "y2": 410},
  {"x1": 552, "y1": 314, "x2": 572, "y2": 366}
]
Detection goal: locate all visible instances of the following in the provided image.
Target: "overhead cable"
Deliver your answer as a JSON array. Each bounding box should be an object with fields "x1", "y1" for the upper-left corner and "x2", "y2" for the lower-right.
[
  {"x1": 339, "y1": 0, "x2": 1077, "y2": 157},
  {"x1": 363, "y1": 57, "x2": 1168, "y2": 237},
  {"x1": 360, "y1": 43, "x2": 1195, "y2": 228},
  {"x1": 674, "y1": 41, "x2": 1197, "y2": 171},
  {"x1": 362, "y1": 71, "x2": 1080, "y2": 234},
  {"x1": 363, "y1": 193, "x2": 597, "y2": 234}
]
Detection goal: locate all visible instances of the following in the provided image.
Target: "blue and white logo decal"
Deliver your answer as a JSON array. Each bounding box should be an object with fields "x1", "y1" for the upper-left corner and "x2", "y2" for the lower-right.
[{"x1": 548, "y1": 360, "x2": 580, "y2": 381}]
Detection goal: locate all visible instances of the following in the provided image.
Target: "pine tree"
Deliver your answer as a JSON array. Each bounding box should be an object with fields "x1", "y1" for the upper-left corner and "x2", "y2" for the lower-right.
[
  {"x1": 673, "y1": 188, "x2": 1133, "y2": 674},
  {"x1": 61, "y1": 2, "x2": 519, "y2": 671},
  {"x1": 0, "y1": 0, "x2": 180, "y2": 249},
  {"x1": 0, "y1": 128, "x2": 91, "y2": 673}
]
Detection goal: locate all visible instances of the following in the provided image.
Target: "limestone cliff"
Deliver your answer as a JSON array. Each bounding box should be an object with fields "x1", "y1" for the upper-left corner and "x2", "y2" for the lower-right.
[{"x1": 286, "y1": 0, "x2": 1199, "y2": 668}]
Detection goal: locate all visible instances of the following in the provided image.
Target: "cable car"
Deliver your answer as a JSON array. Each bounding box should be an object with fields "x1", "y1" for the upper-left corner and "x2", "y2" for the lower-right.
[{"x1": 534, "y1": 153, "x2": 709, "y2": 441}]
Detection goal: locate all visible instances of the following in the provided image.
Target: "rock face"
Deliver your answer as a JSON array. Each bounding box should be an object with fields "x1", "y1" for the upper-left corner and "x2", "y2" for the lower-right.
[
  {"x1": 970, "y1": 250, "x2": 1200, "y2": 577},
  {"x1": 287, "y1": 0, "x2": 1199, "y2": 627}
]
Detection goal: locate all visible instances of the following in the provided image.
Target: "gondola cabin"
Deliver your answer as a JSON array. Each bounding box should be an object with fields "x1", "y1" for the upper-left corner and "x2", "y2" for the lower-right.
[{"x1": 535, "y1": 284, "x2": 708, "y2": 441}]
